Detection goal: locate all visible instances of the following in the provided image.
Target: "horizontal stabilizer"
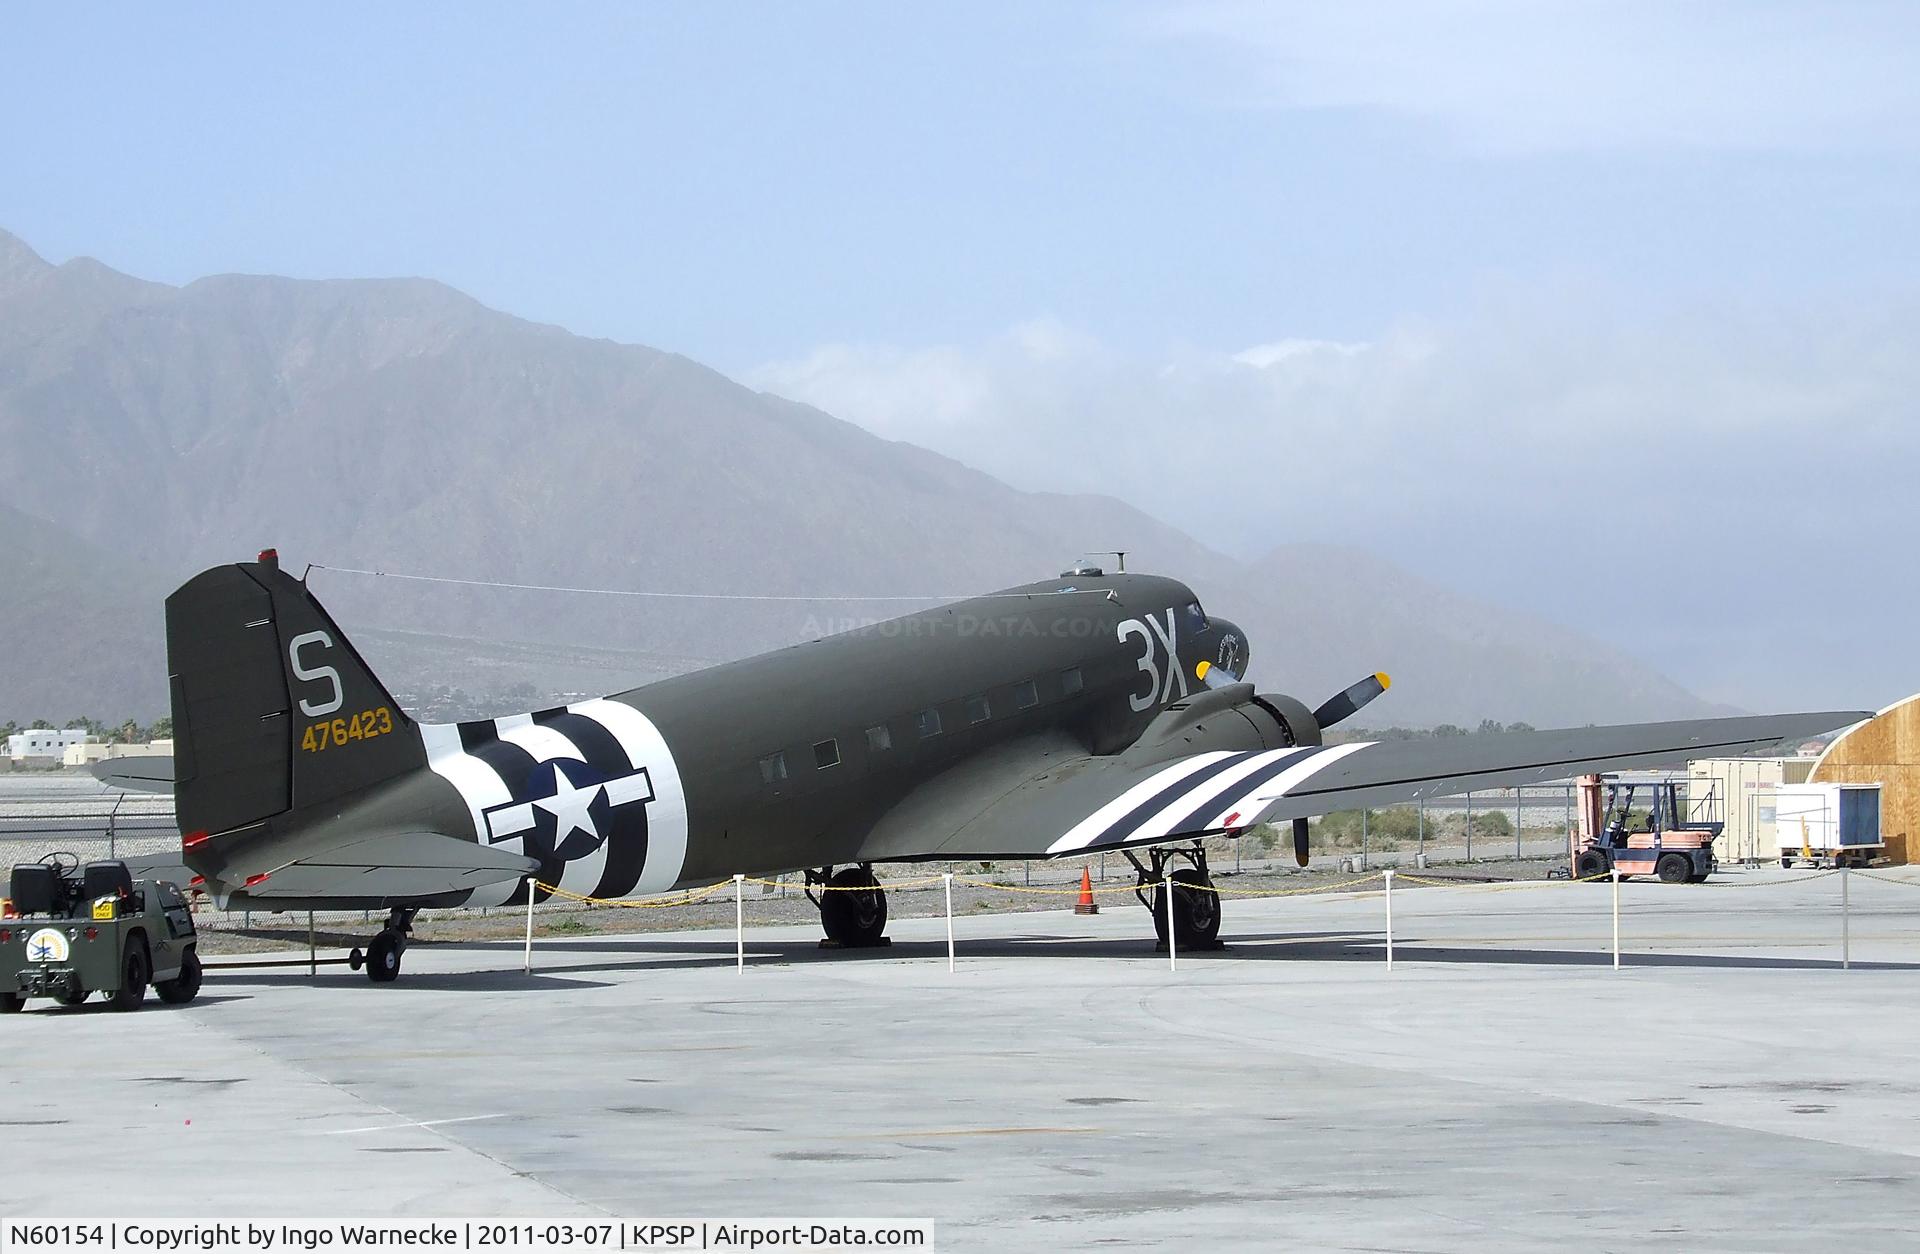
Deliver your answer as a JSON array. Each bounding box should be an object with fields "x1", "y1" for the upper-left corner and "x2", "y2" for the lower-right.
[
  {"x1": 223, "y1": 830, "x2": 539, "y2": 900},
  {"x1": 89, "y1": 755, "x2": 176, "y2": 794}
]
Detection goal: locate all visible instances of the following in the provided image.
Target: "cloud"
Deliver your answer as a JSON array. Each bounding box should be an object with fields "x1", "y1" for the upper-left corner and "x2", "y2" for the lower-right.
[
  {"x1": 745, "y1": 293, "x2": 1920, "y2": 705},
  {"x1": 1136, "y1": 1, "x2": 1920, "y2": 153}
]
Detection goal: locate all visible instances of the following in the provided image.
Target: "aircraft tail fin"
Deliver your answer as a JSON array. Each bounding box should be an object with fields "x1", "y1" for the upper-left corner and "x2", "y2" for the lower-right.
[{"x1": 166, "y1": 550, "x2": 422, "y2": 839}]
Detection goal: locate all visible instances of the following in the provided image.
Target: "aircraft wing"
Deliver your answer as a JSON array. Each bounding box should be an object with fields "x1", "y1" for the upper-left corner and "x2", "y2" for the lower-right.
[{"x1": 887, "y1": 711, "x2": 1866, "y2": 861}]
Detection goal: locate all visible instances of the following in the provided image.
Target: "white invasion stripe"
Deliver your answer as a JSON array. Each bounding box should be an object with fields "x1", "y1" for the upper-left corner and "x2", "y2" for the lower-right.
[
  {"x1": 1111, "y1": 747, "x2": 1307, "y2": 846},
  {"x1": 1046, "y1": 751, "x2": 1240, "y2": 855},
  {"x1": 420, "y1": 721, "x2": 508, "y2": 840},
  {"x1": 493, "y1": 715, "x2": 585, "y2": 766},
  {"x1": 572, "y1": 698, "x2": 690, "y2": 893},
  {"x1": 420, "y1": 720, "x2": 523, "y2": 909},
  {"x1": 1202, "y1": 742, "x2": 1372, "y2": 830}
]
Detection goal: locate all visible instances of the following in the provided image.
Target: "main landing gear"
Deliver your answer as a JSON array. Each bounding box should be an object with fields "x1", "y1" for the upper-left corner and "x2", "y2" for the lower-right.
[
  {"x1": 1126, "y1": 843, "x2": 1223, "y2": 952},
  {"x1": 806, "y1": 865, "x2": 890, "y2": 948},
  {"x1": 349, "y1": 906, "x2": 419, "y2": 983}
]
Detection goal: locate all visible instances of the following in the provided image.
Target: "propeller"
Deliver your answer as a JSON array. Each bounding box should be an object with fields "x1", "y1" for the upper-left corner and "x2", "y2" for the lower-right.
[
  {"x1": 1292, "y1": 817, "x2": 1309, "y2": 868},
  {"x1": 1312, "y1": 672, "x2": 1391, "y2": 729}
]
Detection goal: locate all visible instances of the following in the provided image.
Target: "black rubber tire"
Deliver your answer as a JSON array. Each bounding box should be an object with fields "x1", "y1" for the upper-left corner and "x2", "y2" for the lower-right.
[
  {"x1": 1781, "y1": 856, "x2": 1794, "y2": 869},
  {"x1": 0, "y1": 991, "x2": 23, "y2": 1014},
  {"x1": 367, "y1": 930, "x2": 403, "y2": 983},
  {"x1": 1153, "y1": 868, "x2": 1222, "y2": 948},
  {"x1": 820, "y1": 869, "x2": 888, "y2": 946},
  {"x1": 1575, "y1": 851, "x2": 1609, "y2": 880},
  {"x1": 55, "y1": 987, "x2": 90, "y2": 1006},
  {"x1": 111, "y1": 940, "x2": 149, "y2": 1012},
  {"x1": 1657, "y1": 854, "x2": 1691, "y2": 884},
  {"x1": 157, "y1": 948, "x2": 202, "y2": 1005}
]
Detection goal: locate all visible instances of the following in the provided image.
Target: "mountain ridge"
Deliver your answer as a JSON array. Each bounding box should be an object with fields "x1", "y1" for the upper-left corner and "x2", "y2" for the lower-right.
[{"x1": 0, "y1": 227, "x2": 1725, "y2": 727}]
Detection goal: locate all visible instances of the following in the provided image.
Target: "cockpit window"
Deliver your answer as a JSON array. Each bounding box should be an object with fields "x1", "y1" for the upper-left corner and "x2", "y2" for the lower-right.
[{"x1": 1184, "y1": 601, "x2": 1209, "y2": 633}]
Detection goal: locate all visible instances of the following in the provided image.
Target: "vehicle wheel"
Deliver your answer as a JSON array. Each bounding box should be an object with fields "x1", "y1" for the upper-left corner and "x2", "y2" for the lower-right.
[
  {"x1": 157, "y1": 948, "x2": 202, "y2": 1005},
  {"x1": 0, "y1": 991, "x2": 23, "y2": 1014},
  {"x1": 111, "y1": 940, "x2": 149, "y2": 1012},
  {"x1": 1657, "y1": 854, "x2": 1691, "y2": 884},
  {"x1": 1153, "y1": 868, "x2": 1222, "y2": 948},
  {"x1": 367, "y1": 930, "x2": 403, "y2": 983},
  {"x1": 1781, "y1": 856, "x2": 1793, "y2": 869},
  {"x1": 820, "y1": 869, "x2": 888, "y2": 946},
  {"x1": 1575, "y1": 850, "x2": 1609, "y2": 880},
  {"x1": 55, "y1": 987, "x2": 91, "y2": 1006}
]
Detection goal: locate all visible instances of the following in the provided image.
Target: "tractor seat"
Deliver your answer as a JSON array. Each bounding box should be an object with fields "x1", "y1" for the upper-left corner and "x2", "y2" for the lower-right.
[
  {"x1": 83, "y1": 860, "x2": 135, "y2": 903},
  {"x1": 9, "y1": 863, "x2": 61, "y2": 916}
]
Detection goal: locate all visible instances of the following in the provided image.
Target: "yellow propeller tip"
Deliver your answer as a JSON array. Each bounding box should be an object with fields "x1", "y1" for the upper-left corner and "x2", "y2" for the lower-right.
[
  {"x1": 1375, "y1": 672, "x2": 1392, "y2": 690},
  {"x1": 1195, "y1": 660, "x2": 1211, "y2": 680}
]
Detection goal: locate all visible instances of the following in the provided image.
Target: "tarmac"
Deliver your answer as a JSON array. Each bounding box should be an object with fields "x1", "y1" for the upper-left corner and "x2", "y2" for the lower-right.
[{"x1": 9, "y1": 867, "x2": 1920, "y2": 1251}]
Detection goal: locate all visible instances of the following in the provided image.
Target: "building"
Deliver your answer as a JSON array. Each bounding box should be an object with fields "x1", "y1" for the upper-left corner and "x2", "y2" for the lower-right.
[
  {"x1": 6, "y1": 728, "x2": 94, "y2": 762},
  {"x1": 1687, "y1": 756, "x2": 1817, "y2": 865},
  {"x1": 1809, "y1": 696, "x2": 1919, "y2": 864},
  {"x1": 60, "y1": 738, "x2": 173, "y2": 768}
]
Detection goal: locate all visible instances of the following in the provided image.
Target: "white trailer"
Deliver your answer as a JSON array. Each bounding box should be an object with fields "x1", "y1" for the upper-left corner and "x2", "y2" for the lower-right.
[{"x1": 1774, "y1": 782, "x2": 1884, "y2": 868}]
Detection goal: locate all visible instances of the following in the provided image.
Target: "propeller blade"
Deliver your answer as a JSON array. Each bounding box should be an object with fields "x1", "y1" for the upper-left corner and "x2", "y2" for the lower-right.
[
  {"x1": 1293, "y1": 817, "x2": 1310, "y2": 868},
  {"x1": 1312, "y1": 672, "x2": 1391, "y2": 729},
  {"x1": 1195, "y1": 659, "x2": 1238, "y2": 690}
]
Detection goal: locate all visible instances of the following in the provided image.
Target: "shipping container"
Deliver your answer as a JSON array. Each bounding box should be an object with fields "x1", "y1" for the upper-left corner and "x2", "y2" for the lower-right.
[{"x1": 1687, "y1": 757, "x2": 1815, "y2": 865}]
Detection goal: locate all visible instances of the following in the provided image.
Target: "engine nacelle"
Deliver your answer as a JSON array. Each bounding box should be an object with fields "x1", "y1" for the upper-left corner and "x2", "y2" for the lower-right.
[{"x1": 1251, "y1": 692, "x2": 1323, "y2": 748}]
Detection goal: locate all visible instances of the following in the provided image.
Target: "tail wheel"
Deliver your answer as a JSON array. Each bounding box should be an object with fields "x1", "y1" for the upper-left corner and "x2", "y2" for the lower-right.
[
  {"x1": 111, "y1": 940, "x2": 149, "y2": 1012},
  {"x1": 157, "y1": 948, "x2": 203, "y2": 1005},
  {"x1": 1153, "y1": 868, "x2": 1221, "y2": 948},
  {"x1": 821, "y1": 868, "x2": 888, "y2": 946},
  {"x1": 367, "y1": 931, "x2": 403, "y2": 983},
  {"x1": 56, "y1": 987, "x2": 91, "y2": 1006},
  {"x1": 1656, "y1": 853, "x2": 1691, "y2": 884}
]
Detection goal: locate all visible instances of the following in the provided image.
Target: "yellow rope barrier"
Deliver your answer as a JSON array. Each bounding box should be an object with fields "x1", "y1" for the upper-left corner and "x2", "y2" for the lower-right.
[{"x1": 534, "y1": 880, "x2": 731, "y2": 909}]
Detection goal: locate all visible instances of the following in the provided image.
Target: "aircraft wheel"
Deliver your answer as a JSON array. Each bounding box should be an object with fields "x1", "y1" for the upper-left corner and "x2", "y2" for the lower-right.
[
  {"x1": 55, "y1": 986, "x2": 91, "y2": 1006},
  {"x1": 821, "y1": 869, "x2": 888, "y2": 946},
  {"x1": 1, "y1": 991, "x2": 24, "y2": 1013},
  {"x1": 1657, "y1": 854, "x2": 1690, "y2": 884},
  {"x1": 1153, "y1": 868, "x2": 1222, "y2": 948},
  {"x1": 111, "y1": 940, "x2": 149, "y2": 1012},
  {"x1": 157, "y1": 948, "x2": 203, "y2": 1005},
  {"x1": 1575, "y1": 851, "x2": 1609, "y2": 880},
  {"x1": 367, "y1": 930, "x2": 403, "y2": 983}
]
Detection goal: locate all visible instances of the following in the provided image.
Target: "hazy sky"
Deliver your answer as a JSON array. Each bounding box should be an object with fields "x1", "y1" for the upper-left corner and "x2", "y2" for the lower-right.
[{"x1": 6, "y1": 3, "x2": 1918, "y2": 709}]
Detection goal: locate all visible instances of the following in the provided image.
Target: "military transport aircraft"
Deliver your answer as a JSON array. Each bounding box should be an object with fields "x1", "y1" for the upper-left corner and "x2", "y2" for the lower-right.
[{"x1": 117, "y1": 550, "x2": 1860, "y2": 981}]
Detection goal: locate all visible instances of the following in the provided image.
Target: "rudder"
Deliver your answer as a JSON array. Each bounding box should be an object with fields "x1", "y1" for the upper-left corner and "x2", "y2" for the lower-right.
[{"x1": 167, "y1": 549, "x2": 421, "y2": 838}]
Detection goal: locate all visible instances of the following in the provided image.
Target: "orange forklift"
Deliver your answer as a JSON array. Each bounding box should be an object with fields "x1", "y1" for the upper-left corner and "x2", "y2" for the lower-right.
[{"x1": 1570, "y1": 773, "x2": 1722, "y2": 883}]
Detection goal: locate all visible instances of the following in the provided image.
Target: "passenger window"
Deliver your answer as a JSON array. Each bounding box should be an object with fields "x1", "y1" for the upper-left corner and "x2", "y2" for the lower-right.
[
  {"x1": 966, "y1": 694, "x2": 991, "y2": 724},
  {"x1": 917, "y1": 708, "x2": 943, "y2": 738},
  {"x1": 1061, "y1": 667, "x2": 1084, "y2": 695},
  {"x1": 866, "y1": 724, "x2": 892, "y2": 752},
  {"x1": 813, "y1": 739, "x2": 840, "y2": 769},
  {"x1": 1014, "y1": 679, "x2": 1039, "y2": 710},
  {"x1": 758, "y1": 752, "x2": 789, "y2": 784}
]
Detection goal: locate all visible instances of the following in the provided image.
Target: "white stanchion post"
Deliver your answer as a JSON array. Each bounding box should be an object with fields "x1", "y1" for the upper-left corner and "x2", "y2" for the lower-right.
[
  {"x1": 1384, "y1": 869, "x2": 1394, "y2": 971},
  {"x1": 523, "y1": 888, "x2": 535, "y2": 975},
  {"x1": 1842, "y1": 865, "x2": 1851, "y2": 971},
  {"x1": 308, "y1": 910, "x2": 316, "y2": 979},
  {"x1": 734, "y1": 873, "x2": 745, "y2": 972},
  {"x1": 943, "y1": 872, "x2": 955, "y2": 973},
  {"x1": 1611, "y1": 868, "x2": 1621, "y2": 970},
  {"x1": 1165, "y1": 872, "x2": 1177, "y2": 972}
]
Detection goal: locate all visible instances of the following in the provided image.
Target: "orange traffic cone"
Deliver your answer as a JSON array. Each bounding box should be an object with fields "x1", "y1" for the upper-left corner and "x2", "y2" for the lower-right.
[{"x1": 1073, "y1": 866, "x2": 1100, "y2": 915}]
